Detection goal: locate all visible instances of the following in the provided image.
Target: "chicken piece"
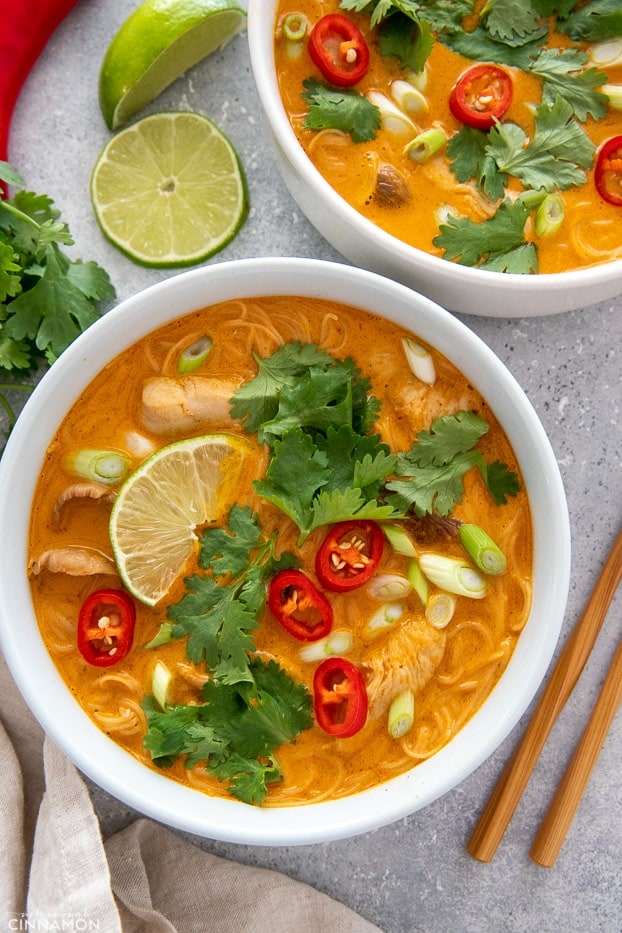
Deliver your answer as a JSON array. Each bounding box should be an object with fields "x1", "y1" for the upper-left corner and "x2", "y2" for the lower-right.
[
  {"x1": 52, "y1": 482, "x2": 116, "y2": 527},
  {"x1": 141, "y1": 376, "x2": 238, "y2": 434},
  {"x1": 362, "y1": 616, "x2": 446, "y2": 720},
  {"x1": 373, "y1": 163, "x2": 411, "y2": 208},
  {"x1": 29, "y1": 546, "x2": 117, "y2": 577}
]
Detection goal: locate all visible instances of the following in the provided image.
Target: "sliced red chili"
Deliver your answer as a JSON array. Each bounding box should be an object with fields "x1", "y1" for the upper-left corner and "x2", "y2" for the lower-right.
[
  {"x1": 77, "y1": 589, "x2": 136, "y2": 667},
  {"x1": 315, "y1": 520, "x2": 384, "y2": 592},
  {"x1": 594, "y1": 135, "x2": 622, "y2": 207},
  {"x1": 449, "y1": 63, "x2": 513, "y2": 131},
  {"x1": 268, "y1": 569, "x2": 333, "y2": 641},
  {"x1": 308, "y1": 13, "x2": 370, "y2": 88},
  {"x1": 313, "y1": 657, "x2": 368, "y2": 738}
]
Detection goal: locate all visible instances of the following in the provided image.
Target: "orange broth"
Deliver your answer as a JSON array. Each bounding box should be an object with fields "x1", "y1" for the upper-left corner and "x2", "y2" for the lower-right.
[
  {"x1": 274, "y1": 1, "x2": 622, "y2": 273},
  {"x1": 28, "y1": 296, "x2": 533, "y2": 805}
]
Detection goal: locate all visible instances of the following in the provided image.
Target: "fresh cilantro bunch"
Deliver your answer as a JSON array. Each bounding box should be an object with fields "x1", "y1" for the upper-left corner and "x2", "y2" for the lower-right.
[
  {"x1": 231, "y1": 342, "x2": 399, "y2": 540},
  {"x1": 143, "y1": 505, "x2": 312, "y2": 805},
  {"x1": 231, "y1": 342, "x2": 519, "y2": 538},
  {"x1": 0, "y1": 162, "x2": 115, "y2": 447}
]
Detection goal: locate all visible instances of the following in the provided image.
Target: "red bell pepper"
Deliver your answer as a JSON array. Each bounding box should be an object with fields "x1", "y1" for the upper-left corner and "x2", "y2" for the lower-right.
[
  {"x1": 594, "y1": 135, "x2": 622, "y2": 207},
  {"x1": 313, "y1": 657, "x2": 368, "y2": 738},
  {"x1": 268, "y1": 569, "x2": 333, "y2": 641},
  {"x1": 308, "y1": 14, "x2": 370, "y2": 88},
  {"x1": 449, "y1": 63, "x2": 513, "y2": 131},
  {"x1": 0, "y1": 0, "x2": 82, "y2": 167},
  {"x1": 77, "y1": 588, "x2": 136, "y2": 667},
  {"x1": 315, "y1": 520, "x2": 384, "y2": 592}
]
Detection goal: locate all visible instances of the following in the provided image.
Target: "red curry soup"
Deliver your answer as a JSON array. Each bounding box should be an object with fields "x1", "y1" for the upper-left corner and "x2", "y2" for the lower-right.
[
  {"x1": 29, "y1": 296, "x2": 533, "y2": 806},
  {"x1": 273, "y1": 1, "x2": 622, "y2": 274}
]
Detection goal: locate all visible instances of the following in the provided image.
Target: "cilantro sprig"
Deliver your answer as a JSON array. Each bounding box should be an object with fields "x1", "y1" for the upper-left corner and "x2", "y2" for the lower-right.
[
  {"x1": 143, "y1": 505, "x2": 312, "y2": 805},
  {"x1": 386, "y1": 411, "x2": 521, "y2": 515},
  {"x1": 144, "y1": 658, "x2": 312, "y2": 805},
  {"x1": 0, "y1": 162, "x2": 115, "y2": 450},
  {"x1": 167, "y1": 505, "x2": 296, "y2": 682}
]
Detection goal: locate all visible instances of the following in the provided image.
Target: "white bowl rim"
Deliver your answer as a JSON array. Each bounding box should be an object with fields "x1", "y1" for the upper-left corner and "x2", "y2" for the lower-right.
[
  {"x1": 0, "y1": 257, "x2": 570, "y2": 845},
  {"x1": 246, "y1": 0, "x2": 622, "y2": 317}
]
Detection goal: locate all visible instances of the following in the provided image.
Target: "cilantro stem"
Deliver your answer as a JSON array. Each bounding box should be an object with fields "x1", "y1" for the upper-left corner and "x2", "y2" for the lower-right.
[{"x1": 0, "y1": 197, "x2": 45, "y2": 231}]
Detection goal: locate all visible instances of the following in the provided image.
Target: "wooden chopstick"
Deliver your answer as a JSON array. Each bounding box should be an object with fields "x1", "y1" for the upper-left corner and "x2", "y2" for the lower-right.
[
  {"x1": 467, "y1": 526, "x2": 622, "y2": 863},
  {"x1": 529, "y1": 637, "x2": 622, "y2": 867}
]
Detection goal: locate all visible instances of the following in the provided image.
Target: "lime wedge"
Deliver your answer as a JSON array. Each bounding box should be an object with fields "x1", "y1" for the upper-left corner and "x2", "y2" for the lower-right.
[
  {"x1": 99, "y1": 0, "x2": 247, "y2": 130},
  {"x1": 90, "y1": 111, "x2": 249, "y2": 267},
  {"x1": 109, "y1": 433, "x2": 255, "y2": 606}
]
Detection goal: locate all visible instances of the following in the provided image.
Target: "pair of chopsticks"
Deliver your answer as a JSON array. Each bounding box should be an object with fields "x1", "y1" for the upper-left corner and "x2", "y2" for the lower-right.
[{"x1": 467, "y1": 526, "x2": 622, "y2": 868}]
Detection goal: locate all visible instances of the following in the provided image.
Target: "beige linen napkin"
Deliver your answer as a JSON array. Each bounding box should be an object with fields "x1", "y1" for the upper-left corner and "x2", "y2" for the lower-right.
[{"x1": 0, "y1": 652, "x2": 382, "y2": 932}]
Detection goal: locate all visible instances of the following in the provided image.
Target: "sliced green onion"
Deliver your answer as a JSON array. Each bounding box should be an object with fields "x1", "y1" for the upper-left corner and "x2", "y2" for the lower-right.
[
  {"x1": 603, "y1": 84, "x2": 622, "y2": 111},
  {"x1": 407, "y1": 558, "x2": 429, "y2": 607},
  {"x1": 177, "y1": 336, "x2": 212, "y2": 373},
  {"x1": 418, "y1": 553, "x2": 487, "y2": 599},
  {"x1": 535, "y1": 193, "x2": 565, "y2": 237},
  {"x1": 380, "y1": 522, "x2": 417, "y2": 557},
  {"x1": 425, "y1": 592, "x2": 456, "y2": 629},
  {"x1": 281, "y1": 12, "x2": 308, "y2": 41},
  {"x1": 402, "y1": 336, "x2": 436, "y2": 385},
  {"x1": 458, "y1": 523, "x2": 507, "y2": 576},
  {"x1": 388, "y1": 690, "x2": 415, "y2": 738},
  {"x1": 299, "y1": 630, "x2": 354, "y2": 662},
  {"x1": 367, "y1": 91, "x2": 416, "y2": 135},
  {"x1": 64, "y1": 449, "x2": 130, "y2": 485},
  {"x1": 365, "y1": 602, "x2": 405, "y2": 637},
  {"x1": 152, "y1": 660, "x2": 173, "y2": 710},
  {"x1": 516, "y1": 188, "x2": 548, "y2": 211},
  {"x1": 589, "y1": 38, "x2": 622, "y2": 67},
  {"x1": 404, "y1": 127, "x2": 447, "y2": 163},
  {"x1": 405, "y1": 67, "x2": 428, "y2": 92},
  {"x1": 368, "y1": 573, "x2": 412, "y2": 601},
  {"x1": 144, "y1": 622, "x2": 174, "y2": 650},
  {"x1": 390, "y1": 79, "x2": 429, "y2": 115}
]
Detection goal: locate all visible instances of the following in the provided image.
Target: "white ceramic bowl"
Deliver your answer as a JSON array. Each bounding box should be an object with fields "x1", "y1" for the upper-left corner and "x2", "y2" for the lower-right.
[
  {"x1": 0, "y1": 258, "x2": 570, "y2": 845},
  {"x1": 247, "y1": 1, "x2": 622, "y2": 318}
]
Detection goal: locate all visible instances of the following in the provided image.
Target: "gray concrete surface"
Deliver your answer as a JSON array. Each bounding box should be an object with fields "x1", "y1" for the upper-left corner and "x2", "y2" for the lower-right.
[{"x1": 6, "y1": 1, "x2": 621, "y2": 930}]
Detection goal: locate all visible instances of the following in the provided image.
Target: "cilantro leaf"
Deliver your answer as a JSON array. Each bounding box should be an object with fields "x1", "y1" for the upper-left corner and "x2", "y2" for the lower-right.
[
  {"x1": 385, "y1": 411, "x2": 520, "y2": 515},
  {"x1": 441, "y1": 26, "x2": 542, "y2": 69},
  {"x1": 447, "y1": 127, "x2": 508, "y2": 201},
  {"x1": 481, "y1": 0, "x2": 548, "y2": 47},
  {"x1": 379, "y1": 15, "x2": 434, "y2": 72},
  {"x1": 486, "y1": 98, "x2": 596, "y2": 191},
  {"x1": 529, "y1": 48, "x2": 609, "y2": 122},
  {"x1": 484, "y1": 459, "x2": 523, "y2": 504},
  {"x1": 557, "y1": 0, "x2": 622, "y2": 41},
  {"x1": 433, "y1": 198, "x2": 536, "y2": 271},
  {"x1": 309, "y1": 486, "x2": 399, "y2": 532},
  {"x1": 339, "y1": 0, "x2": 424, "y2": 28},
  {"x1": 302, "y1": 78, "x2": 381, "y2": 143}
]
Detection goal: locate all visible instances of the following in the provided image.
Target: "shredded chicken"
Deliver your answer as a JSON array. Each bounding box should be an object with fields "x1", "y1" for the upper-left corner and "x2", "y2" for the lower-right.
[
  {"x1": 362, "y1": 616, "x2": 446, "y2": 720},
  {"x1": 141, "y1": 376, "x2": 238, "y2": 434},
  {"x1": 52, "y1": 482, "x2": 116, "y2": 527},
  {"x1": 29, "y1": 546, "x2": 118, "y2": 577}
]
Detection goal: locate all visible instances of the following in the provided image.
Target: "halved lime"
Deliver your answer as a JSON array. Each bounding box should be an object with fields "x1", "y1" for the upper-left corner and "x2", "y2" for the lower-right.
[
  {"x1": 90, "y1": 111, "x2": 249, "y2": 267},
  {"x1": 99, "y1": 0, "x2": 247, "y2": 130},
  {"x1": 110, "y1": 433, "x2": 255, "y2": 606}
]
